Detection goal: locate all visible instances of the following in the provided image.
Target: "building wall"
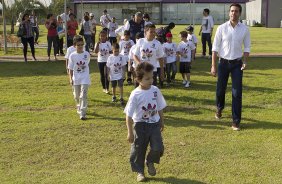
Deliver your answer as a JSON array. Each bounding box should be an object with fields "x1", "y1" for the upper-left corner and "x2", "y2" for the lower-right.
[
  {"x1": 75, "y1": 2, "x2": 246, "y2": 25},
  {"x1": 267, "y1": 0, "x2": 282, "y2": 28},
  {"x1": 246, "y1": 0, "x2": 262, "y2": 25}
]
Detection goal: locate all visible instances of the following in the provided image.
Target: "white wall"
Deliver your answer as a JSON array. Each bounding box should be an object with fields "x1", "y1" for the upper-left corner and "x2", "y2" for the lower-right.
[{"x1": 246, "y1": 0, "x2": 262, "y2": 24}]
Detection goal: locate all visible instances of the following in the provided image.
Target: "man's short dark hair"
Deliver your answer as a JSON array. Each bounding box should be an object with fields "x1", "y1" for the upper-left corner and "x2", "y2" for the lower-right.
[
  {"x1": 230, "y1": 3, "x2": 242, "y2": 13},
  {"x1": 203, "y1": 8, "x2": 210, "y2": 15},
  {"x1": 135, "y1": 62, "x2": 154, "y2": 82}
]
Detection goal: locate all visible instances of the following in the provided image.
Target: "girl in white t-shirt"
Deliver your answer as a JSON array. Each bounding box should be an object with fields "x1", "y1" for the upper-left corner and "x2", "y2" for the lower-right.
[
  {"x1": 94, "y1": 30, "x2": 112, "y2": 93},
  {"x1": 67, "y1": 36, "x2": 91, "y2": 120},
  {"x1": 124, "y1": 62, "x2": 166, "y2": 182},
  {"x1": 106, "y1": 43, "x2": 127, "y2": 104}
]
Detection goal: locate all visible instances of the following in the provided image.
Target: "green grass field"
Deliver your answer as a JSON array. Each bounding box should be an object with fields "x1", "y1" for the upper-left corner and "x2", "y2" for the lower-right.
[
  {"x1": 0, "y1": 57, "x2": 281, "y2": 183},
  {"x1": 1, "y1": 25, "x2": 282, "y2": 56}
]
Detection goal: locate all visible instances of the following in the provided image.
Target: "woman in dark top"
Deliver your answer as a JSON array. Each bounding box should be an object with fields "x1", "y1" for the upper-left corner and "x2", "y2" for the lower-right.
[
  {"x1": 20, "y1": 13, "x2": 37, "y2": 62},
  {"x1": 45, "y1": 13, "x2": 58, "y2": 61}
]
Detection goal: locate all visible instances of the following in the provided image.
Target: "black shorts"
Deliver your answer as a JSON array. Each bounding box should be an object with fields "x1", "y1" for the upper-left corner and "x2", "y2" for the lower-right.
[
  {"x1": 111, "y1": 79, "x2": 124, "y2": 88},
  {"x1": 179, "y1": 62, "x2": 191, "y2": 73}
]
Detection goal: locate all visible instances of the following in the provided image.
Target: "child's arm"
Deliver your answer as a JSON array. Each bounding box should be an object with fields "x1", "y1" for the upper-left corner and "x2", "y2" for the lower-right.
[
  {"x1": 94, "y1": 42, "x2": 100, "y2": 54},
  {"x1": 158, "y1": 110, "x2": 164, "y2": 132},
  {"x1": 126, "y1": 116, "x2": 134, "y2": 143},
  {"x1": 158, "y1": 57, "x2": 164, "y2": 80},
  {"x1": 65, "y1": 59, "x2": 68, "y2": 71},
  {"x1": 68, "y1": 69, "x2": 73, "y2": 85},
  {"x1": 107, "y1": 66, "x2": 110, "y2": 81}
]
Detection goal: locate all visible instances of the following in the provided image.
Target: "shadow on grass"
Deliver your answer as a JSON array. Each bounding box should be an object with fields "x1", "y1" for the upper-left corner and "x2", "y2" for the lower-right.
[
  {"x1": 165, "y1": 116, "x2": 227, "y2": 130},
  {"x1": 0, "y1": 60, "x2": 101, "y2": 77},
  {"x1": 242, "y1": 117, "x2": 282, "y2": 130},
  {"x1": 150, "y1": 177, "x2": 206, "y2": 184}
]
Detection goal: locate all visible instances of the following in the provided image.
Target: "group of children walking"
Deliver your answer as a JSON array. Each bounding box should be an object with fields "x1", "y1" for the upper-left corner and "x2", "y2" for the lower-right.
[{"x1": 66, "y1": 22, "x2": 197, "y2": 182}]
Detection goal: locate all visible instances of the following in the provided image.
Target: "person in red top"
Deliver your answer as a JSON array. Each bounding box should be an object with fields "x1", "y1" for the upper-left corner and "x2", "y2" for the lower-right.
[
  {"x1": 45, "y1": 13, "x2": 58, "y2": 61},
  {"x1": 67, "y1": 13, "x2": 78, "y2": 47}
]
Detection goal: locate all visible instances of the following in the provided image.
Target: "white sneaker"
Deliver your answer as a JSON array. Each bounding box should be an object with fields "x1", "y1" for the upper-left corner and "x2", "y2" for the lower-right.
[
  {"x1": 185, "y1": 82, "x2": 190, "y2": 88},
  {"x1": 182, "y1": 80, "x2": 187, "y2": 85}
]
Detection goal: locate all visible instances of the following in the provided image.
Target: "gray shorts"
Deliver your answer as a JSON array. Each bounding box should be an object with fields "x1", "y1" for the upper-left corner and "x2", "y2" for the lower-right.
[{"x1": 111, "y1": 79, "x2": 124, "y2": 88}]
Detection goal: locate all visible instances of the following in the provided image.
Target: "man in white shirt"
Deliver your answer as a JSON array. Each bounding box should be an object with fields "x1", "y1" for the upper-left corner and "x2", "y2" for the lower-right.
[
  {"x1": 211, "y1": 3, "x2": 251, "y2": 131},
  {"x1": 199, "y1": 8, "x2": 214, "y2": 59}
]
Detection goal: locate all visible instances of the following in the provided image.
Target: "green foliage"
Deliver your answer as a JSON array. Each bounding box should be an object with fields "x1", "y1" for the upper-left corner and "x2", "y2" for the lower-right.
[{"x1": 0, "y1": 58, "x2": 282, "y2": 183}]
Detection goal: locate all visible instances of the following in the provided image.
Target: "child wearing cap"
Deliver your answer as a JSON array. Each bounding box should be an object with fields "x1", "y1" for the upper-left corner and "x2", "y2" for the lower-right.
[
  {"x1": 162, "y1": 32, "x2": 177, "y2": 86},
  {"x1": 119, "y1": 30, "x2": 135, "y2": 84},
  {"x1": 186, "y1": 26, "x2": 198, "y2": 60},
  {"x1": 177, "y1": 31, "x2": 196, "y2": 88}
]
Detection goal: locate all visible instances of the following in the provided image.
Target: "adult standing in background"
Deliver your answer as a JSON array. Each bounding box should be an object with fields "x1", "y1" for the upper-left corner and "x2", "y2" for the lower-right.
[
  {"x1": 81, "y1": 15, "x2": 93, "y2": 52},
  {"x1": 45, "y1": 13, "x2": 58, "y2": 61},
  {"x1": 67, "y1": 13, "x2": 78, "y2": 47},
  {"x1": 124, "y1": 12, "x2": 145, "y2": 43},
  {"x1": 199, "y1": 8, "x2": 214, "y2": 59},
  {"x1": 60, "y1": 6, "x2": 71, "y2": 24},
  {"x1": 89, "y1": 13, "x2": 97, "y2": 51},
  {"x1": 211, "y1": 3, "x2": 251, "y2": 131},
  {"x1": 29, "y1": 10, "x2": 39, "y2": 45},
  {"x1": 100, "y1": 9, "x2": 111, "y2": 31},
  {"x1": 20, "y1": 13, "x2": 37, "y2": 63}
]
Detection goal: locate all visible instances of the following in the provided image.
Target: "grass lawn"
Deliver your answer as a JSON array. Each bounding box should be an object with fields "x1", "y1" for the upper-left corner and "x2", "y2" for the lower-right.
[
  {"x1": 1, "y1": 25, "x2": 282, "y2": 57},
  {"x1": 0, "y1": 57, "x2": 281, "y2": 183}
]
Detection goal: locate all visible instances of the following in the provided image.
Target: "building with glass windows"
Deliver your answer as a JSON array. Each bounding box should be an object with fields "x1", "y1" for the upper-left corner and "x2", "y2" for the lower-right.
[{"x1": 72, "y1": 0, "x2": 249, "y2": 25}]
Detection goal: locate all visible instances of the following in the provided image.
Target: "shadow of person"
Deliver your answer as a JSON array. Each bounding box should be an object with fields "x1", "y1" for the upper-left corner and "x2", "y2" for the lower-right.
[{"x1": 150, "y1": 176, "x2": 206, "y2": 184}]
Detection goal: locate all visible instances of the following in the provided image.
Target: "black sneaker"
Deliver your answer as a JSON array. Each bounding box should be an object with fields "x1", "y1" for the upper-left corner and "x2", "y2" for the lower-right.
[
  {"x1": 215, "y1": 109, "x2": 222, "y2": 119},
  {"x1": 120, "y1": 98, "x2": 125, "y2": 105},
  {"x1": 112, "y1": 96, "x2": 117, "y2": 102},
  {"x1": 146, "y1": 161, "x2": 156, "y2": 176}
]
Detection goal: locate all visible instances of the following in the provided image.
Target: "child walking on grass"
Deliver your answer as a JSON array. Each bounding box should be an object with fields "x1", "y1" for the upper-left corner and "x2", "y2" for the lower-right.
[
  {"x1": 124, "y1": 62, "x2": 167, "y2": 182},
  {"x1": 68, "y1": 35, "x2": 91, "y2": 120},
  {"x1": 106, "y1": 43, "x2": 127, "y2": 105}
]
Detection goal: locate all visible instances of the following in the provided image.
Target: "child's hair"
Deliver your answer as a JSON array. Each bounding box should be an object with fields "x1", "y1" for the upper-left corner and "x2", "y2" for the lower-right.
[
  {"x1": 143, "y1": 13, "x2": 150, "y2": 20},
  {"x1": 46, "y1": 13, "x2": 53, "y2": 19},
  {"x1": 124, "y1": 30, "x2": 130, "y2": 36},
  {"x1": 144, "y1": 24, "x2": 156, "y2": 32},
  {"x1": 73, "y1": 35, "x2": 84, "y2": 45},
  {"x1": 135, "y1": 62, "x2": 154, "y2": 82},
  {"x1": 135, "y1": 32, "x2": 141, "y2": 40},
  {"x1": 180, "y1": 31, "x2": 188, "y2": 38},
  {"x1": 99, "y1": 30, "x2": 107, "y2": 36},
  {"x1": 112, "y1": 43, "x2": 119, "y2": 50}
]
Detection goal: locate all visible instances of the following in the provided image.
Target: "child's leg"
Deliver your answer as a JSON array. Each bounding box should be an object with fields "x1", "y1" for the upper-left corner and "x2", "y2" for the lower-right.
[
  {"x1": 181, "y1": 73, "x2": 185, "y2": 80},
  {"x1": 166, "y1": 63, "x2": 171, "y2": 83},
  {"x1": 112, "y1": 86, "x2": 116, "y2": 97},
  {"x1": 130, "y1": 123, "x2": 150, "y2": 174},
  {"x1": 98, "y1": 62, "x2": 106, "y2": 90},
  {"x1": 73, "y1": 85, "x2": 80, "y2": 106},
  {"x1": 146, "y1": 123, "x2": 164, "y2": 164},
  {"x1": 79, "y1": 84, "x2": 89, "y2": 117},
  {"x1": 171, "y1": 62, "x2": 177, "y2": 80}
]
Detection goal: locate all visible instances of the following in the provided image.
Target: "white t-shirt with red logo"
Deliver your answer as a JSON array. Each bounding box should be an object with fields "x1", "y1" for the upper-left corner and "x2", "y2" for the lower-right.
[
  {"x1": 134, "y1": 38, "x2": 164, "y2": 71},
  {"x1": 119, "y1": 39, "x2": 135, "y2": 61},
  {"x1": 124, "y1": 86, "x2": 167, "y2": 123},
  {"x1": 68, "y1": 51, "x2": 91, "y2": 85},
  {"x1": 162, "y1": 42, "x2": 177, "y2": 64},
  {"x1": 96, "y1": 41, "x2": 112, "y2": 63},
  {"x1": 107, "y1": 22, "x2": 118, "y2": 37},
  {"x1": 177, "y1": 41, "x2": 196, "y2": 62},
  {"x1": 106, "y1": 54, "x2": 127, "y2": 81}
]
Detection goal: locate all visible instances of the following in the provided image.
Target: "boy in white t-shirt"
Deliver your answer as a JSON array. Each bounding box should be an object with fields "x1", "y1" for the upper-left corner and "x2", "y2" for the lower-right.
[
  {"x1": 119, "y1": 30, "x2": 135, "y2": 85},
  {"x1": 162, "y1": 32, "x2": 177, "y2": 86},
  {"x1": 68, "y1": 36, "x2": 91, "y2": 120},
  {"x1": 107, "y1": 17, "x2": 118, "y2": 45},
  {"x1": 177, "y1": 31, "x2": 195, "y2": 88},
  {"x1": 133, "y1": 24, "x2": 165, "y2": 87},
  {"x1": 124, "y1": 62, "x2": 166, "y2": 182},
  {"x1": 94, "y1": 30, "x2": 112, "y2": 93},
  {"x1": 186, "y1": 26, "x2": 197, "y2": 60},
  {"x1": 65, "y1": 35, "x2": 82, "y2": 74},
  {"x1": 106, "y1": 43, "x2": 127, "y2": 105}
]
